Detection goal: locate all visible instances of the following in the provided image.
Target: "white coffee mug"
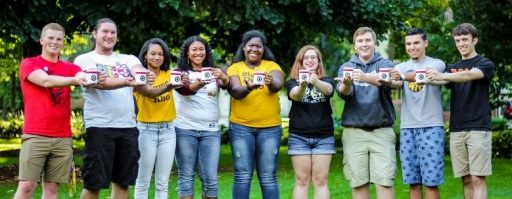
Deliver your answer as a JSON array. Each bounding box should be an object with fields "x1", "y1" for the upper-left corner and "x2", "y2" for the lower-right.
[
  {"x1": 253, "y1": 71, "x2": 265, "y2": 85},
  {"x1": 379, "y1": 68, "x2": 390, "y2": 81},
  {"x1": 170, "y1": 70, "x2": 182, "y2": 85},
  {"x1": 415, "y1": 69, "x2": 428, "y2": 83},
  {"x1": 134, "y1": 71, "x2": 147, "y2": 85},
  {"x1": 298, "y1": 69, "x2": 310, "y2": 83},
  {"x1": 85, "y1": 70, "x2": 99, "y2": 85},
  {"x1": 343, "y1": 67, "x2": 354, "y2": 78},
  {"x1": 201, "y1": 67, "x2": 214, "y2": 82}
]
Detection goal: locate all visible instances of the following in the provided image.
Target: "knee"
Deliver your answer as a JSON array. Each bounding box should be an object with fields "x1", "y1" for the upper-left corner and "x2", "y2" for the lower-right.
[
  {"x1": 462, "y1": 175, "x2": 473, "y2": 186},
  {"x1": 43, "y1": 183, "x2": 59, "y2": 194},
  {"x1": 17, "y1": 181, "x2": 37, "y2": 193},
  {"x1": 471, "y1": 176, "x2": 486, "y2": 187},
  {"x1": 295, "y1": 174, "x2": 311, "y2": 187},
  {"x1": 312, "y1": 175, "x2": 327, "y2": 187}
]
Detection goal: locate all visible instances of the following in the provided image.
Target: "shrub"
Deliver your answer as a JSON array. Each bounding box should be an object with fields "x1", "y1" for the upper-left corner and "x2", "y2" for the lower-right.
[
  {"x1": 492, "y1": 130, "x2": 512, "y2": 159},
  {"x1": 0, "y1": 111, "x2": 23, "y2": 138}
]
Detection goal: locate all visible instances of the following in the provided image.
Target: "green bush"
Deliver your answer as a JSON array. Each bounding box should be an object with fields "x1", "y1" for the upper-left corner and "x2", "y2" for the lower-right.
[
  {"x1": 492, "y1": 130, "x2": 512, "y2": 159},
  {"x1": 0, "y1": 111, "x2": 23, "y2": 138}
]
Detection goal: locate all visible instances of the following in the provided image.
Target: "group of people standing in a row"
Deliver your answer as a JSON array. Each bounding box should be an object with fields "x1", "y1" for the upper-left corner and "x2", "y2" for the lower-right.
[{"x1": 14, "y1": 16, "x2": 493, "y2": 199}]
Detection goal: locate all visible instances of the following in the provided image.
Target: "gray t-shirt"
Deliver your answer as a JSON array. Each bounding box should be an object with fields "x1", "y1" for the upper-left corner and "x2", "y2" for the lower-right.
[
  {"x1": 74, "y1": 51, "x2": 140, "y2": 128},
  {"x1": 395, "y1": 56, "x2": 445, "y2": 128}
]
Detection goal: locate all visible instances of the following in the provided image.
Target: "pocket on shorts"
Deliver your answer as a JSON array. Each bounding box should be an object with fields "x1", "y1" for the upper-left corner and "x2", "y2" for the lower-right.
[{"x1": 82, "y1": 153, "x2": 100, "y2": 183}]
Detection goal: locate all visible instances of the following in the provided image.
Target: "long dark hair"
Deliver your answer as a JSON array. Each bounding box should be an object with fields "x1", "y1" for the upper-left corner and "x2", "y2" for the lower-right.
[
  {"x1": 90, "y1": 18, "x2": 116, "y2": 50},
  {"x1": 177, "y1": 36, "x2": 214, "y2": 71},
  {"x1": 233, "y1": 30, "x2": 275, "y2": 63},
  {"x1": 138, "y1": 38, "x2": 171, "y2": 71}
]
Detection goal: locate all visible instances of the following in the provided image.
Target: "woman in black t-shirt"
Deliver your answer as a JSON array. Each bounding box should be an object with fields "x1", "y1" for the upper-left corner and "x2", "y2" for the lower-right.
[{"x1": 286, "y1": 45, "x2": 336, "y2": 198}]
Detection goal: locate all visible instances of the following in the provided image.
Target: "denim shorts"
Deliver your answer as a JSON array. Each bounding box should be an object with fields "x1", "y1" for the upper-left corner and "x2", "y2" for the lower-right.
[
  {"x1": 287, "y1": 133, "x2": 336, "y2": 155},
  {"x1": 400, "y1": 126, "x2": 445, "y2": 186}
]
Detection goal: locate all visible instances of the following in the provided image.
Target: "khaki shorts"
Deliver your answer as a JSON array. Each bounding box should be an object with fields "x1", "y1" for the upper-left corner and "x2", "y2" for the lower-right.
[
  {"x1": 18, "y1": 134, "x2": 73, "y2": 183},
  {"x1": 342, "y1": 127, "x2": 396, "y2": 187},
  {"x1": 450, "y1": 131, "x2": 492, "y2": 177}
]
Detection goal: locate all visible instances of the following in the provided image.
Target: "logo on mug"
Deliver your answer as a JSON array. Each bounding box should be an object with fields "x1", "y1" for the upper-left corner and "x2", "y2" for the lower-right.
[
  {"x1": 301, "y1": 75, "x2": 307, "y2": 80},
  {"x1": 140, "y1": 76, "x2": 146, "y2": 81},
  {"x1": 90, "y1": 75, "x2": 97, "y2": 81},
  {"x1": 174, "y1": 76, "x2": 180, "y2": 81},
  {"x1": 205, "y1": 73, "x2": 211, "y2": 78},
  {"x1": 257, "y1": 76, "x2": 263, "y2": 82},
  {"x1": 381, "y1": 73, "x2": 387, "y2": 79},
  {"x1": 418, "y1": 74, "x2": 425, "y2": 80}
]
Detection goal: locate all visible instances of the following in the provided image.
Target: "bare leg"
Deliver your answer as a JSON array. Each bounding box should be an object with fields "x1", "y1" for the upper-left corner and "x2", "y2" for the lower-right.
[
  {"x1": 291, "y1": 155, "x2": 312, "y2": 199},
  {"x1": 111, "y1": 183, "x2": 129, "y2": 199},
  {"x1": 311, "y1": 155, "x2": 332, "y2": 199},
  {"x1": 375, "y1": 184, "x2": 394, "y2": 199},
  {"x1": 42, "y1": 181, "x2": 59, "y2": 199},
  {"x1": 14, "y1": 180, "x2": 38, "y2": 199},
  {"x1": 409, "y1": 184, "x2": 422, "y2": 199},
  {"x1": 352, "y1": 183, "x2": 370, "y2": 199},
  {"x1": 471, "y1": 175, "x2": 487, "y2": 199},
  {"x1": 461, "y1": 175, "x2": 473, "y2": 199},
  {"x1": 80, "y1": 188, "x2": 99, "y2": 199},
  {"x1": 425, "y1": 186, "x2": 439, "y2": 199}
]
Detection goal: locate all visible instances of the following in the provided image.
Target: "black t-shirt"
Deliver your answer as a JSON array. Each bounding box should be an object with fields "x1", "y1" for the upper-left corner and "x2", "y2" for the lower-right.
[
  {"x1": 446, "y1": 55, "x2": 494, "y2": 132},
  {"x1": 286, "y1": 77, "x2": 336, "y2": 138}
]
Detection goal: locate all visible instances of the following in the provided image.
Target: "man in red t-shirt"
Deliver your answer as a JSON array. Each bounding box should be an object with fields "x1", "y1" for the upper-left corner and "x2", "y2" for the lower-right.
[{"x1": 14, "y1": 23, "x2": 92, "y2": 199}]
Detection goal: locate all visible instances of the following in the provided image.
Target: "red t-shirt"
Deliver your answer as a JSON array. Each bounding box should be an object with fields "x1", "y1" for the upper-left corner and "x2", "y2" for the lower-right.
[{"x1": 19, "y1": 56, "x2": 81, "y2": 137}]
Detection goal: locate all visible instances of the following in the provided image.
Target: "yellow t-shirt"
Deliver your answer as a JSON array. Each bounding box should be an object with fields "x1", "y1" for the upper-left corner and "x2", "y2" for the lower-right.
[
  {"x1": 134, "y1": 71, "x2": 176, "y2": 122},
  {"x1": 227, "y1": 60, "x2": 283, "y2": 127}
]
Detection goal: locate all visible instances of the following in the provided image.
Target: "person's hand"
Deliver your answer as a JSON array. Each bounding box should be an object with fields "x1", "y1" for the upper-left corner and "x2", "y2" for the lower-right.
[
  {"x1": 124, "y1": 77, "x2": 137, "y2": 87},
  {"x1": 213, "y1": 68, "x2": 229, "y2": 86},
  {"x1": 264, "y1": 72, "x2": 273, "y2": 85},
  {"x1": 352, "y1": 69, "x2": 365, "y2": 82},
  {"x1": 181, "y1": 71, "x2": 190, "y2": 84},
  {"x1": 146, "y1": 71, "x2": 156, "y2": 85},
  {"x1": 309, "y1": 73, "x2": 318, "y2": 85},
  {"x1": 298, "y1": 79, "x2": 308, "y2": 87},
  {"x1": 244, "y1": 80, "x2": 260, "y2": 91},
  {"x1": 390, "y1": 68, "x2": 401, "y2": 81},
  {"x1": 74, "y1": 72, "x2": 88, "y2": 86},
  {"x1": 334, "y1": 75, "x2": 352, "y2": 86},
  {"x1": 426, "y1": 68, "x2": 442, "y2": 81}
]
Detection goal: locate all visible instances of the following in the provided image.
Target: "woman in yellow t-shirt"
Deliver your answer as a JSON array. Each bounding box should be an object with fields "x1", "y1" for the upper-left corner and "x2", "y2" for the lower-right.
[
  {"x1": 133, "y1": 38, "x2": 182, "y2": 199},
  {"x1": 226, "y1": 30, "x2": 284, "y2": 199}
]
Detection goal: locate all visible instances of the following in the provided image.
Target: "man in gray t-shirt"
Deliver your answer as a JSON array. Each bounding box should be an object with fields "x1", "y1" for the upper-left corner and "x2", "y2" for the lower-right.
[{"x1": 395, "y1": 28, "x2": 446, "y2": 199}]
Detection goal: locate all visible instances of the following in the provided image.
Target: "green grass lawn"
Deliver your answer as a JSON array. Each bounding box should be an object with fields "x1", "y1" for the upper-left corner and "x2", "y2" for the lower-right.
[{"x1": 1, "y1": 144, "x2": 511, "y2": 198}]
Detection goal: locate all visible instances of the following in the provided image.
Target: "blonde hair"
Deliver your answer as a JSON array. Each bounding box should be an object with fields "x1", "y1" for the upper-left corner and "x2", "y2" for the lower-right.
[
  {"x1": 353, "y1": 27, "x2": 376, "y2": 43},
  {"x1": 41, "y1": 23, "x2": 65, "y2": 38},
  {"x1": 289, "y1": 45, "x2": 325, "y2": 80}
]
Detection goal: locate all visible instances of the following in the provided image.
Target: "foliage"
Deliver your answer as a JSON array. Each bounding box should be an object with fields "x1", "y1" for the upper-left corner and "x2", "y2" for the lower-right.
[
  {"x1": 0, "y1": 111, "x2": 23, "y2": 138},
  {"x1": 492, "y1": 130, "x2": 512, "y2": 159}
]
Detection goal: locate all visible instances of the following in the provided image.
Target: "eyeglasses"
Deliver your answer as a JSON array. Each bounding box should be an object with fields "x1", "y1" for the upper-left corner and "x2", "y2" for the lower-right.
[{"x1": 303, "y1": 55, "x2": 318, "y2": 60}]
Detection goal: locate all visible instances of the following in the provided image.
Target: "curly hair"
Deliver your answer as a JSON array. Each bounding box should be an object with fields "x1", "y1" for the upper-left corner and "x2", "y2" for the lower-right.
[
  {"x1": 137, "y1": 38, "x2": 171, "y2": 71},
  {"x1": 233, "y1": 30, "x2": 275, "y2": 63},
  {"x1": 177, "y1": 36, "x2": 214, "y2": 71}
]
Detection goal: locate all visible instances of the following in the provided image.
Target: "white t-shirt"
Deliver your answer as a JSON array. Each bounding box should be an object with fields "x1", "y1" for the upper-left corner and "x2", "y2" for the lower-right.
[
  {"x1": 173, "y1": 70, "x2": 220, "y2": 131},
  {"x1": 395, "y1": 56, "x2": 445, "y2": 128},
  {"x1": 74, "y1": 51, "x2": 141, "y2": 128}
]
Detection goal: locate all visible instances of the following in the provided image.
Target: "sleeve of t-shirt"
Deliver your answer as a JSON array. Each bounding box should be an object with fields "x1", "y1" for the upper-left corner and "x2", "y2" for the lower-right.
[
  {"x1": 19, "y1": 58, "x2": 38, "y2": 81},
  {"x1": 74, "y1": 54, "x2": 96, "y2": 71},
  {"x1": 67, "y1": 63, "x2": 82, "y2": 76},
  {"x1": 127, "y1": 54, "x2": 142, "y2": 68},
  {"x1": 432, "y1": 59, "x2": 446, "y2": 73},
  {"x1": 268, "y1": 61, "x2": 284, "y2": 74},
  {"x1": 476, "y1": 58, "x2": 495, "y2": 81},
  {"x1": 285, "y1": 79, "x2": 298, "y2": 100},
  {"x1": 227, "y1": 63, "x2": 238, "y2": 77}
]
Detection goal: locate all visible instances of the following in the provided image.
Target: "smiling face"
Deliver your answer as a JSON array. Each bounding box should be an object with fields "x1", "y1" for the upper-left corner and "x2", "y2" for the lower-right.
[
  {"x1": 40, "y1": 29, "x2": 64, "y2": 57},
  {"x1": 243, "y1": 37, "x2": 264, "y2": 65},
  {"x1": 454, "y1": 34, "x2": 478, "y2": 59},
  {"x1": 187, "y1": 41, "x2": 206, "y2": 69},
  {"x1": 93, "y1": 22, "x2": 117, "y2": 54},
  {"x1": 144, "y1": 44, "x2": 164, "y2": 70},
  {"x1": 354, "y1": 32, "x2": 375, "y2": 62},
  {"x1": 302, "y1": 49, "x2": 319, "y2": 71},
  {"x1": 405, "y1": 34, "x2": 428, "y2": 60}
]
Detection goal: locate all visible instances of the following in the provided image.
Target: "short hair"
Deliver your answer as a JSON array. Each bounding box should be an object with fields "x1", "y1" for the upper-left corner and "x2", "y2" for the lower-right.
[
  {"x1": 406, "y1": 27, "x2": 427, "y2": 40},
  {"x1": 233, "y1": 30, "x2": 275, "y2": 62},
  {"x1": 452, "y1": 23, "x2": 478, "y2": 38},
  {"x1": 353, "y1": 27, "x2": 376, "y2": 43},
  {"x1": 138, "y1": 38, "x2": 171, "y2": 71},
  {"x1": 177, "y1": 35, "x2": 214, "y2": 71},
  {"x1": 41, "y1": 23, "x2": 65, "y2": 38},
  {"x1": 289, "y1": 45, "x2": 326, "y2": 80},
  {"x1": 91, "y1": 18, "x2": 117, "y2": 50}
]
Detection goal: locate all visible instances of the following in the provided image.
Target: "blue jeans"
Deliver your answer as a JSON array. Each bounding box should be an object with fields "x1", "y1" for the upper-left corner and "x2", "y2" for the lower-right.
[
  {"x1": 175, "y1": 127, "x2": 221, "y2": 197},
  {"x1": 229, "y1": 122, "x2": 282, "y2": 199},
  {"x1": 134, "y1": 122, "x2": 176, "y2": 199}
]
